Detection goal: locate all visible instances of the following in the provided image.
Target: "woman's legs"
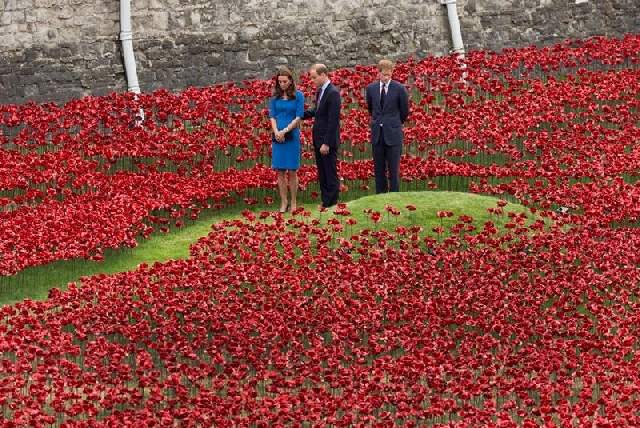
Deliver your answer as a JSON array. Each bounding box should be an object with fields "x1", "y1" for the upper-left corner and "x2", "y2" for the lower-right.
[
  {"x1": 288, "y1": 170, "x2": 298, "y2": 212},
  {"x1": 277, "y1": 170, "x2": 288, "y2": 212}
]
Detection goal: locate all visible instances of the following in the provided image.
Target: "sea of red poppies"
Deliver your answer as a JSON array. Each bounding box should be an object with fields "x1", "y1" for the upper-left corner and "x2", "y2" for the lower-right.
[{"x1": 0, "y1": 34, "x2": 639, "y2": 425}]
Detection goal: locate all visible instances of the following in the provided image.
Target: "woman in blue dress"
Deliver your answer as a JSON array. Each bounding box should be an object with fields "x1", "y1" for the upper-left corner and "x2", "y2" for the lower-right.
[{"x1": 269, "y1": 67, "x2": 304, "y2": 213}]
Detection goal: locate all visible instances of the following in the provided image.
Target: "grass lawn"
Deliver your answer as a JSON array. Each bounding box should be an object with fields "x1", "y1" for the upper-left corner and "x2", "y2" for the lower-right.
[
  {"x1": 0, "y1": 191, "x2": 530, "y2": 306},
  {"x1": 323, "y1": 191, "x2": 527, "y2": 233}
]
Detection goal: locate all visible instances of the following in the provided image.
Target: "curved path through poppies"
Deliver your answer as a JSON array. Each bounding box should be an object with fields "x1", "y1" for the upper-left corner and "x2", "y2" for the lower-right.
[{"x1": 0, "y1": 191, "x2": 528, "y2": 306}]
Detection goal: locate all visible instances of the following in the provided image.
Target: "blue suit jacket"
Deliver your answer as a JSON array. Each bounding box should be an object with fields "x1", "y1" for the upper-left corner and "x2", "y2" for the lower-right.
[
  {"x1": 303, "y1": 83, "x2": 341, "y2": 149},
  {"x1": 366, "y1": 80, "x2": 409, "y2": 146}
]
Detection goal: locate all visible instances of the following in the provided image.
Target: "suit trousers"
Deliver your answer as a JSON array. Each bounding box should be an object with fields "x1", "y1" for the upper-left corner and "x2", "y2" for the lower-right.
[
  {"x1": 314, "y1": 145, "x2": 340, "y2": 207},
  {"x1": 373, "y1": 131, "x2": 402, "y2": 193}
]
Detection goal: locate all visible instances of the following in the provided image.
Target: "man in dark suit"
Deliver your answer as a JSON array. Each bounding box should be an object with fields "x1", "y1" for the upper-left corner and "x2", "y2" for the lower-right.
[
  {"x1": 303, "y1": 63, "x2": 342, "y2": 208},
  {"x1": 366, "y1": 59, "x2": 410, "y2": 193}
]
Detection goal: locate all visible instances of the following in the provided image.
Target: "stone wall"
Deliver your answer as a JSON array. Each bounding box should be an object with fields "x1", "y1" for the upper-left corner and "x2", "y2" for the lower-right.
[
  {"x1": 0, "y1": 0, "x2": 638, "y2": 105},
  {"x1": 459, "y1": 0, "x2": 638, "y2": 51}
]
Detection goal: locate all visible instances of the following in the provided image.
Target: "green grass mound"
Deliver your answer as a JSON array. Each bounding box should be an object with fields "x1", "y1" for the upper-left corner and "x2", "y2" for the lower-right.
[
  {"x1": 326, "y1": 191, "x2": 528, "y2": 234},
  {"x1": 0, "y1": 191, "x2": 530, "y2": 306}
]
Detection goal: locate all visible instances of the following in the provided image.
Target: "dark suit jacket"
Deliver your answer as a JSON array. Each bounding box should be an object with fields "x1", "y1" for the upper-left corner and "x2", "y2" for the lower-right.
[
  {"x1": 303, "y1": 83, "x2": 341, "y2": 149},
  {"x1": 366, "y1": 80, "x2": 409, "y2": 146}
]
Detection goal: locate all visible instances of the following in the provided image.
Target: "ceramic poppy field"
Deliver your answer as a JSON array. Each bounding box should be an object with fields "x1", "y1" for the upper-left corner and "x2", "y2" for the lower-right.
[{"x1": 0, "y1": 35, "x2": 639, "y2": 425}]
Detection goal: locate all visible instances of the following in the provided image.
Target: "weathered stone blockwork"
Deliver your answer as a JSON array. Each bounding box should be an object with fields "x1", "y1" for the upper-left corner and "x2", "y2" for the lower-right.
[
  {"x1": 0, "y1": 0, "x2": 638, "y2": 104},
  {"x1": 459, "y1": 0, "x2": 638, "y2": 51}
]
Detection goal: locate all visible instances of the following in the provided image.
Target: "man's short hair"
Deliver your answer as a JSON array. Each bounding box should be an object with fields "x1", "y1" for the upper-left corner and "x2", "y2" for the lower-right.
[
  {"x1": 311, "y1": 63, "x2": 329, "y2": 76},
  {"x1": 377, "y1": 59, "x2": 394, "y2": 72}
]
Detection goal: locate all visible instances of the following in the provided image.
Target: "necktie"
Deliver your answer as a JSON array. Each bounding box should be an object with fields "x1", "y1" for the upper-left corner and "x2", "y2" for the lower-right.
[
  {"x1": 380, "y1": 83, "x2": 387, "y2": 108},
  {"x1": 316, "y1": 87, "x2": 323, "y2": 105}
]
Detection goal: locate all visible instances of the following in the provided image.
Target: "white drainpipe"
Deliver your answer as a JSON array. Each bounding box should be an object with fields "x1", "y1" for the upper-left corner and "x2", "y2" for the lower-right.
[
  {"x1": 439, "y1": 0, "x2": 465, "y2": 57},
  {"x1": 120, "y1": 0, "x2": 141, "y2": 93}
]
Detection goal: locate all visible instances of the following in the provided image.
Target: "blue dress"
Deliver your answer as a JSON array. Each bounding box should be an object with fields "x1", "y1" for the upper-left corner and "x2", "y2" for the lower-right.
[{"x1": 269, "y1": 90, "x2": 304, "y2": 170}]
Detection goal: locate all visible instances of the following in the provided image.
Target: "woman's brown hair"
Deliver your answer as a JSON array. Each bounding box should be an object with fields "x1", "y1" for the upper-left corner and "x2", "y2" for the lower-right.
[{"x1": 273, "y1": 66, "x2": 296, "y2": 99}]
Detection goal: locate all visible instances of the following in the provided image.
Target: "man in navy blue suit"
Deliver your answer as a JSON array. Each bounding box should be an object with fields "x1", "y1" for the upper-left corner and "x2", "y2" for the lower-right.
[
  {"x1": 303, "y1": 64, "x2": 342, "y2": 208},
  {"x1": 366, "y1": 59, "x2": 410, "y2": 193}
]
